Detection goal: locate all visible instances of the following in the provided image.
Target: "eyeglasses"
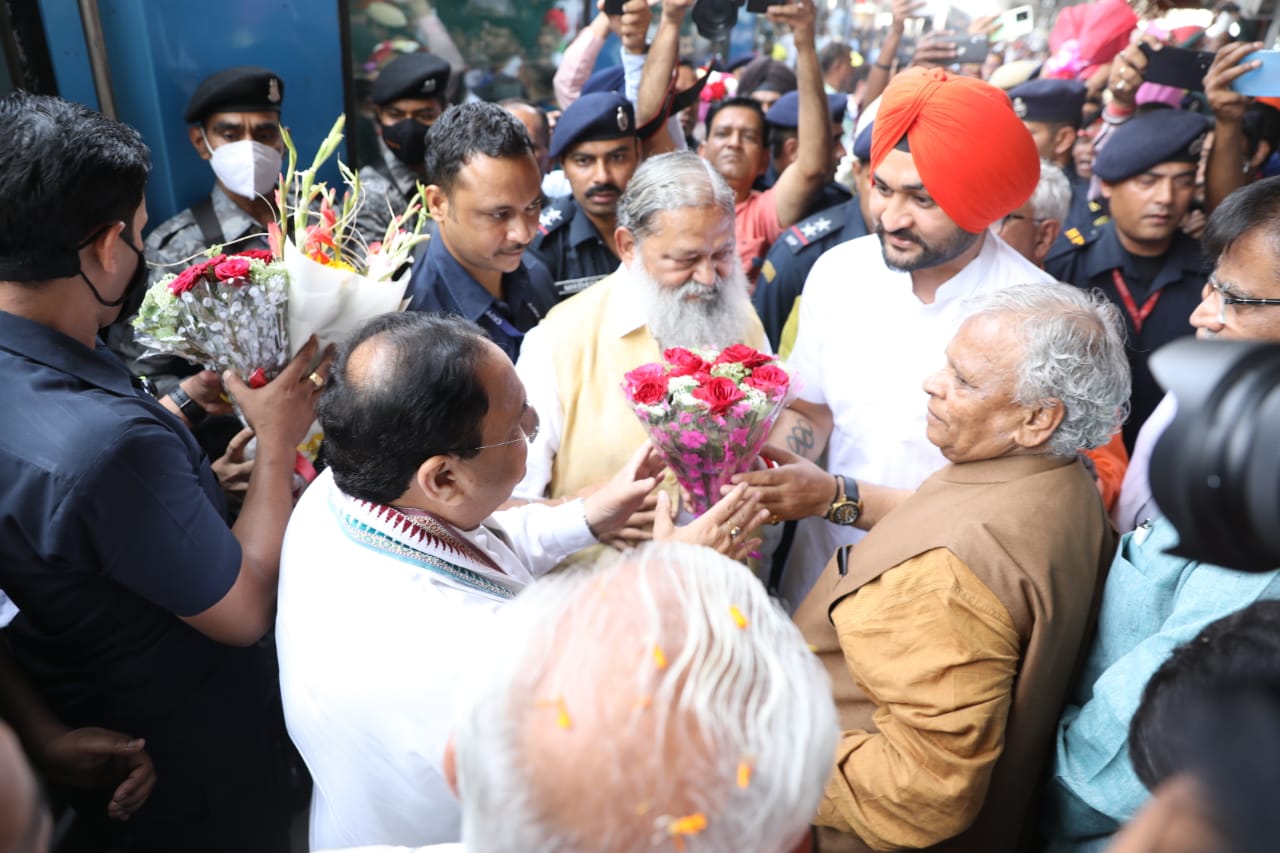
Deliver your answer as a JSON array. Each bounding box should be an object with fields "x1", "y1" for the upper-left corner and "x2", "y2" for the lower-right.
[
  {"x1": 1206, "y1": 278, "x2": 1280, "y2": 325},
  {"x1": 998, "y1": 212, "x2": 1045, "y2": 229},
  {"x1": 452, "y1": 403, "x2": 539, "y2": 453}
]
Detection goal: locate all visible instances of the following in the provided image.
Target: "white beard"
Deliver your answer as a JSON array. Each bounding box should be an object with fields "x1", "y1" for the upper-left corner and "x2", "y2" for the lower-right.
[{"x1": 630, "y1": 256, "x2": 757, "y2": 352}]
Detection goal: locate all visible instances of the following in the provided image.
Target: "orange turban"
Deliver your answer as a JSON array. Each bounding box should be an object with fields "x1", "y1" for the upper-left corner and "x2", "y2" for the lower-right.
[{"x1": 870, "y1": 67, "x2": 1040, "y2": 234}]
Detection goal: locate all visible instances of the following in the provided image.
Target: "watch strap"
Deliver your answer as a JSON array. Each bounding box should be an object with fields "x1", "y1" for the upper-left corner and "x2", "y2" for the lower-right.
[{"x1": 169, "y1": 385, "x2": 208, "y2": 427}]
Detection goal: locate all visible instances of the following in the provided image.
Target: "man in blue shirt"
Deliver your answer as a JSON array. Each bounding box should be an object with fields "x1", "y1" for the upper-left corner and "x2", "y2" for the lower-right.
[
  {"x1": 406, "y1": 102, "x2": 558, "y2": 361},
  {"x1": 0, "y1": 91, "x2": 326, "y2": 852}
]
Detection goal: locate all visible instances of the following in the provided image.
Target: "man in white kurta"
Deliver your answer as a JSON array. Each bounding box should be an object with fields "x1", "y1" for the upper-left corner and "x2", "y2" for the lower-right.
[
  {"x1": 738, "y1": 68, "x2": 1054, "y2": 609},
  {"x1": 277, "y1": 469, "x2": 597, "y2": 849},
  {"x1": 274, "y1": 312, "x2": 658, "y2": 850}
]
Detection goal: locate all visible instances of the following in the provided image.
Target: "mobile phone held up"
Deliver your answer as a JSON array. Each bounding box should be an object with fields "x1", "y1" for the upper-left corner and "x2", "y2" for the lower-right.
[
  {"x1": 1232, "y1": 50, "x2": 1280, "y2": 97},
  {"x1": 940, "y1": 34, "x2": 989, "y2": 65},
  {"x1": 604, "y1": 0, "x2": 624, "y2": 15},
  {"x1": 991, "y1": 5, "x2": 1033, "y2": 43},
  {"x1": 745, "y1": 0, "x2": 786, "y2": 13},
  {"x1": 1139, "y1": 44, "x2": 1214, "y2": 93}
]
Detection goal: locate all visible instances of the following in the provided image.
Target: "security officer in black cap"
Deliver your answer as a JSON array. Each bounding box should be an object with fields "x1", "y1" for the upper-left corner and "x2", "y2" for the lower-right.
[
  {"x1": 753, "y1": 120, "x2": 875, "y2": 355},
  {"x1": 528, "y1": 91, "x2": 640, "y2": 298},
  {"x1": 123, "y1": 66, "x2": 285, "y2": 458},
  {"x1": 354, "y1": 51, "x2": 452, "y2": 244},
  {"x1": 759, "y1": 90, "x2": 852, "y2": 218},
  {"x1": 1008, "y1": 78, "x2": 1109, "y2": 254},
  {"x1": 1046, "y1": 108, "x2": 1212, "y2": 449},
  {"x1": 144, "y1": 66, "x2": 285, "y2": 283}
]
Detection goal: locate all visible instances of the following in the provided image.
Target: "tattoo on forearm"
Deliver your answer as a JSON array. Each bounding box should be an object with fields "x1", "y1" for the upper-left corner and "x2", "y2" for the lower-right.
[{"x1": 786, "y1": 419, "x2": 815, "y2": 457}]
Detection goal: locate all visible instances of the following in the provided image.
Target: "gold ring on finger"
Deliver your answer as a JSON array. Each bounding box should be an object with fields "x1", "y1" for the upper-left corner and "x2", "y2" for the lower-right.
[
  {"x1": 728, "y1": 525, "x2": 742, "y2": 540},
  {"x1": 308, "y1": 371, "x2": 325, "y2": 388}
]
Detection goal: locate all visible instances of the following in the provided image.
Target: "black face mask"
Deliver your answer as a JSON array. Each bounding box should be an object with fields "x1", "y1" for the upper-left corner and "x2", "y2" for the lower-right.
[
  {"x1": 381, "y1": 118, "x2": 429, "y2": 168},
  {"x1": 80, "y1": 231, "x2": 149, "y2": 327}
]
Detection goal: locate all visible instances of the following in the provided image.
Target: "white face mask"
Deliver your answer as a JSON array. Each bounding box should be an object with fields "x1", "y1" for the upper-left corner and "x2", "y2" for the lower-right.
[{"x1": 205, "y1": 136, "x2": 282, "y2": 200}]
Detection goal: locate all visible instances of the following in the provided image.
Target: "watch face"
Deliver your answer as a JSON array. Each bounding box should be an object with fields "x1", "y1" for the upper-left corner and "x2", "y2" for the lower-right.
[{"x1": 831, "y1": 502, "x2": 860, "y2": 526}]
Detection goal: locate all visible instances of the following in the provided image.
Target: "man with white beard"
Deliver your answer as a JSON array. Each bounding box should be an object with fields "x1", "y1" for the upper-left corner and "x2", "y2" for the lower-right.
[{"x1": 513, "y1": 152, "x2": 768, "y2": 533}]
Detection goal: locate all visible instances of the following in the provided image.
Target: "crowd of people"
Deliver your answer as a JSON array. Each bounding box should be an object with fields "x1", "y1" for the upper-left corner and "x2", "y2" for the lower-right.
[{"x1": 4, "y1": 0, "x2": 1280, "y2": 851}]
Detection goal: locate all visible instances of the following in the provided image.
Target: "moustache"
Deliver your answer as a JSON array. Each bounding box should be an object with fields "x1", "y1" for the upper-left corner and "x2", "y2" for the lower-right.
[
  {"x1": 585, "y1": 183, "x2": 622, "y2": 197},
  {"x1": 876, "y1": 223, "x2": 924, "y2": 247}
]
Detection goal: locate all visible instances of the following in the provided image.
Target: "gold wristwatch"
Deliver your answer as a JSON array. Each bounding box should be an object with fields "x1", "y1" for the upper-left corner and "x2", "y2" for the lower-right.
[{"x1": 825, "y1": 474, "x2": 862, "y2": 526}]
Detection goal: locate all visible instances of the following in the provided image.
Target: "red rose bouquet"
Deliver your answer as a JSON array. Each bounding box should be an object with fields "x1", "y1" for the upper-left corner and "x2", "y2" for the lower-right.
[
  {"x1": 622, "y1": 345, "x2": 792, "y2": 515},
  {"x1": 132, "y1": 248, "x2": 290, "y2": 387}
]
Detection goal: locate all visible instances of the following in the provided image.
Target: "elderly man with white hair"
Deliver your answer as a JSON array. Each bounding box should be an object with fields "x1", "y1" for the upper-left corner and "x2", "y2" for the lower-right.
[
  {"x1": 792, "y1": 283, "x2": 1129, "y2": 852},
  {"x1": 995, "y1": 160, "x2": 1073, "y2": 269},
  {"x1": 325, "y1": 540, "x2": 838, "y2": 853},
  {"x1": 513, "y1": 151, "x2": 768, "y2": 538}
]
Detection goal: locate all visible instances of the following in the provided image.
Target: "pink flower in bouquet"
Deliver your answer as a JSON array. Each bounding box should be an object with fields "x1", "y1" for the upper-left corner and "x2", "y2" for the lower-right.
[
  {"x1": 714, "y1": 344, "x2": 775, "y2": 369},
  {"x1": 744, "y1": 364, "x2": 790, "y2": 395},
  {"x1": 168, "y1": 264, "x2": 205, "y2": 295},
  {"x1": 664, "y1": 347, "x2": 710, "y2": 377},
  {"x1": 679, "y1": 430, "x2": 708, "y2": 449},
  {"x1": 691, "y1": 376, "x2": 745, "y2": 414},
  {"x1": 624, "y1": 363, "x2": 670, "y2": 405},
  {"x1": 214, "y1": 258, "x2": 252, "y2": 281}
]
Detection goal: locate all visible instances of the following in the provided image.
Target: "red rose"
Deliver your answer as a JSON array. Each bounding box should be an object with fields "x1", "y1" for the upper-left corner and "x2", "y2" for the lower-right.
[
  {"x1": 744, "y1": 364, "x2": 790, "y2": 394},
  {"x1": 214, "y1": 258, "x2": 252, "y2": 281},
  {"x1": 205, "y1": 254, "x2": 227, "y2": 268},
  {"x1": 691, "y1": 376, "x2": 746, "y2": 414},
  {"x1": 714, "y1": 344, "x2": 775, "y2": 369},
  {"x1": 664, "y1": 347, "x2": 710, "y2": 377},
  {"x1": 625, "y1": 363, "x2": 670, "y2": 405},
  {"x1": 167, "y1": 265, "x2": 204, "y2": 295},
  {"x1": 247, "y1": 367, "x2": 269, "y2": 389},
  {"x1": 239, "y1": 248, "x2": 275, "y2": 263}
]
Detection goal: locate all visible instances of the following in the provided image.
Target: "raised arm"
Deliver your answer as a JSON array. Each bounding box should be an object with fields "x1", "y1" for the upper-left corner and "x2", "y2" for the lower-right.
[{"x1": 768, "y1": 0, "x2": 831, "y2": 229}]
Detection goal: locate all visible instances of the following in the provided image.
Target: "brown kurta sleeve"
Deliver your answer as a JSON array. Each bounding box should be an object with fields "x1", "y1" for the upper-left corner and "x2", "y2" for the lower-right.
[{"x1": 816, "y1": 547, "x2": 1021, "y2": 850}]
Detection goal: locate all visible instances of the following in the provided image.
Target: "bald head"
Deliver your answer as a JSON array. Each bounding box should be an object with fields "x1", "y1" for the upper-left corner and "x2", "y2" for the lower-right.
[{"x1": 454, "y1": 542, "x2": 838, "y2": 852}]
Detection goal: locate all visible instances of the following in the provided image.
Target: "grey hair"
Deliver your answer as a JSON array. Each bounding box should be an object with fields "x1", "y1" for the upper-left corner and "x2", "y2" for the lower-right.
[
  {"x1": 616, "y1": 151, "x2": 736, "y2": 242},
  {"x1": 965, "y1": 282, "x2": 1131, "y2": 456},
  {"x1": 453, "y1": 542, "x2": 839, "y2": 853},
  {"x1": 1028, "y1": 160, "x2": 1071, "y2": 225}
]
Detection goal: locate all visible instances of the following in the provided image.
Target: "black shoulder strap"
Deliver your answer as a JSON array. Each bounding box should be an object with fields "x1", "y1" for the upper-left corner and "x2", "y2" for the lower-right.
[{"x1": 191, "y1": 195, "x2": 225, "y2": 247}]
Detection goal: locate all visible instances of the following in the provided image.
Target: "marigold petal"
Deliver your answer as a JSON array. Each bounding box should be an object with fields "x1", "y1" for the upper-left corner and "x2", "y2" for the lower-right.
[
  {"x1": 653, "y1": 645, "x2": 667, "y2": 670},
  {"x1": 737, "y1": 760, "x2": 753, "y2": 789},
  {"x1": 729, "y1": 605, "x2": 748, "y2": 630}
]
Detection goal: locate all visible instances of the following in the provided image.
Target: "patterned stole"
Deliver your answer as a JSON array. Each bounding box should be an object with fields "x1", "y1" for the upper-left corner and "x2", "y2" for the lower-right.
[{"x1": 331, "y1": 489, "x2": 518, "y2": 601}]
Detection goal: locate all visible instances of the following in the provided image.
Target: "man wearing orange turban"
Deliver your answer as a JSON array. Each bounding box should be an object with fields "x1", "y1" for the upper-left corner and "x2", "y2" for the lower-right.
[{"x1": 736, "y1": 66, "x2": 1052, "y2": 608}]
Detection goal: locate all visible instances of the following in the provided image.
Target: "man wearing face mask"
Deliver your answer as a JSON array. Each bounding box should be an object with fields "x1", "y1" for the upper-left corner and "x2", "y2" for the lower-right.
[
  {"x1": 0, "y1": 91, "x2": 322, "y2": 853},
  {"x1": 112, "y1": 67, "x2": 286, "y2": 466},
  {"x1": 144, "y1": 66, "x2": 285, "y2": 281},
  {"x1": 355, "y1": 52, "x2": 452, "y2": 245}
]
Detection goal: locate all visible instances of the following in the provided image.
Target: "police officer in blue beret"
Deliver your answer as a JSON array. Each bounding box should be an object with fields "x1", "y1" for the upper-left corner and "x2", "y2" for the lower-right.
[
  {"x1": 529, "y1": 92, "x2": 640, "y2": 298},
  {"x1": 1008, "y1": 78, "x2": 1109, "y2": 254},
  {"x1": 1046, "y1": 108, "x2": 1212, "y2": 449},
  {"x1": 753, "y1": 120, "x2": 876, "y2": 353},
  {"x1": 758, "y1": 90, "x2": 852, "y2": 218},
  {"x1": 355, "y1": 52, "x2": 452, "y2": 244}
]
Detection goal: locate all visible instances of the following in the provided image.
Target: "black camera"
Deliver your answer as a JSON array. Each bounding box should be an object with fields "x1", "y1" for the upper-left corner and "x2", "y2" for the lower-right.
[
  {"x1": 1149, "y1": 338, "x2": 1280, "y2": 572},
  {"x1": 692, "y1": 0, "x2": 784, "y2": 43}
]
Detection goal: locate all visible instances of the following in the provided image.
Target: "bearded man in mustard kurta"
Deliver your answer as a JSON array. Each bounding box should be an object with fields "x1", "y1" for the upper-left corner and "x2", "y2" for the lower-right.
[{"x1": 512, "y1": 152, "x2": 766, "y2": 523}]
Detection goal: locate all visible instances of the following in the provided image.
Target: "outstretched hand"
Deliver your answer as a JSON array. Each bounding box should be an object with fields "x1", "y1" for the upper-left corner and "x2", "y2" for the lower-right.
[
  {"x1": 653, "y1": 482, "x2": 770, "y2": 561},
  {"x1": 584, "y1": 442, "x2": 665, "y2": 540}
]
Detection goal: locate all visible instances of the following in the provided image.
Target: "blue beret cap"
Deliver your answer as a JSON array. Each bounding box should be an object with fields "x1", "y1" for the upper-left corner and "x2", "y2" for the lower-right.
[
  {"x1": 549, "y1": 91, "x2": 636, "y2": 160},
  {"x1": 1008, "y1": 78, "x2": 1086, "y2": 128},
  {"x1": 184, "y1": 66, "x2": 284, "y2": 123},
  {"x1": 852, "y1": 121, "x2": 874, "y2": 161},
  {"x1": 765, "y1": 91, "x2": 848, "y2": 129},
  {"x1": 371, "y1": 53, "x2": 450, "y2": 106},
  {"x1": 581, "y1": 66, "x2": 626, "y2": 95},
  {"x1": 1094, "y1": 109, "x2": 1213, "y2": 182}
]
